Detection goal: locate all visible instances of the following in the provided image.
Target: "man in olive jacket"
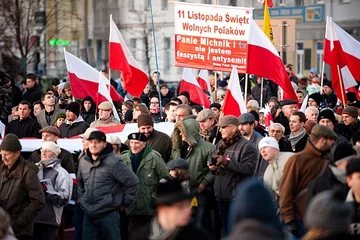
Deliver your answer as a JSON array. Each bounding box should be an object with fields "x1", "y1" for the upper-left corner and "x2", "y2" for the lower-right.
[
  {"x1": 121, "y1": 132, "x2": 170, "y2": 237},
  {"x1": 0, "y1": 134, "x2": 45, "y2": 240},
  {"x1": 77, "y1": 131, "x2": 139, "y2": 240},
  {"x1": 172, "y1": 117, "x2": 215, "y2": 232}
]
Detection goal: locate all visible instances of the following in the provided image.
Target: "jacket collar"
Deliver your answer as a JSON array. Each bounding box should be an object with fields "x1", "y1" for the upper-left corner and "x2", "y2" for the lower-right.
[
  {"x1": 304, "y1": 140, "x2": 323, "y2": 157},
  {"x1": 85, "y1": 143, "x2": 114, "y2": 164},
  {"x1": 346, "y1": 189, "x2": 354, "y2": 202},
  {"x1": 1, "y1": 156, "x2": 25, "y2": 178}
]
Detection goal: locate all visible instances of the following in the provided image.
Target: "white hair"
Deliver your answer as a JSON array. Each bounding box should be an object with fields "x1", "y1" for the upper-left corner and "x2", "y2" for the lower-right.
[
  {"x1": 305, "y1": 106, "x2": 319, "y2": 117},
  {"x1": 269, "y1": 123, "x2": 285, "y2": 133}
]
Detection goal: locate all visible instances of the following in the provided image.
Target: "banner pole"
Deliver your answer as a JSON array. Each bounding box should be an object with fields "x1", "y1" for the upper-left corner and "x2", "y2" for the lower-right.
[
  {"x1": 260, "y1": 77, "x2": 264, "y2": 108},
  {"x1": 337, "y1": 64, "x2": 347, "y2": 107},
  {"x1": 245, "y1": 73, "x2": 249, "y2": 104},
  {"x1": 320, "y1": 60, "x2": 325, "y2": 94},
  {"x1": 149, "y1": 0, "x2": 164, "y2": 120}
]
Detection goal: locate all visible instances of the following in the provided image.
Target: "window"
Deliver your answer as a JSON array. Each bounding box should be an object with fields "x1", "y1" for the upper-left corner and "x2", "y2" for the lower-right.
[
  {"x1": 130, "y1": 38, "x2": 136, "y2": 59},
  {"x1": 129, "y1": 0, "x2": 135, "y2": 11},
  {"x1": 164, "y1": 37, "x2": 171, "y2": 72},
  {"x1": 339, "y1": 0, "x2": 351, "y2": 3},
  {"x1": 97, "y1": 40, "x2": 102, "y2": 66},
  {"x1": 162, "y1": 0, "x2": 168, "y2": 9},
  {"x1": 316, "y1": 41, "x2": 323, "y2": 74},
  {"x1": 202, "y1": 0, "x2": 212, "y2": 4},
  {"x1": 295, "y1": 0, "x2": 303, "y2": 6},
  {"x1": 296, "y1": 42, "x2": 304, "y2": 76},
  {"x1": 279, "y1": 0, "x2": 286, "y2": 6},
  {"x1": 304, "y1": 48, "x2": 312, "y2": 70}
]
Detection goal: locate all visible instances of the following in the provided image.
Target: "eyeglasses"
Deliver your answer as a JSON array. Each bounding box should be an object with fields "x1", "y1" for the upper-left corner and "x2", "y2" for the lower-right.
[
  {"x1": 150, "y1": 102, "x2": 159, "y2": 105},
  {"x1": 269, "y1": 129, "x2": 282, "y2": 134}
]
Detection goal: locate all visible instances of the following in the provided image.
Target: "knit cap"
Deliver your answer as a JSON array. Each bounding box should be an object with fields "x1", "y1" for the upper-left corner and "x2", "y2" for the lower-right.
[
  {"x1": 317, "y1": 109, "x2": 336, "y2": 124},
  {"x1": 304, "y1": 188, "x2": 352, "y2": 233},
  {"x1": 137, "y1": 114, "x2": 154, "y2": 127},
  {"x1": 308, "y1": 93, "x2": 322, "y2": 106},
  {"x1": 342, "y1": 106, "x2": 358, "y2": 119},
  {"x1": 42, "y1": 141, "x2": 61, "y2": 156},
  {"x1": 0, "y1": 134, "x2": 22, "y2": 151},
  {"x1": 65, "y1": 102, "x2": 80, "y2": 117},
  {"x1": 331, "y1": 142, "x2": 357, "y2": 164},
  {"x1": 258, "y1": 137, "x2": 279, "y2": 151}
]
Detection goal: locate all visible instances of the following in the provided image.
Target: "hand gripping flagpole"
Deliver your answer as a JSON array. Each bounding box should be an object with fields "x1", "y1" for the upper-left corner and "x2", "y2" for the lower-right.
[{"x1": 149, "y1": 0, "x2": 164, "y2": 120}]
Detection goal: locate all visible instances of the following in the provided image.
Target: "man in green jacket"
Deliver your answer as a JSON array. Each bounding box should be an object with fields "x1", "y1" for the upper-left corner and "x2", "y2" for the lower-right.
[
  {"x1": 172, "y1": 118, "x2": 215, "y2": 232},
  {"x1": 121, "y1": 132, "x2": 170, "y2": 237}
]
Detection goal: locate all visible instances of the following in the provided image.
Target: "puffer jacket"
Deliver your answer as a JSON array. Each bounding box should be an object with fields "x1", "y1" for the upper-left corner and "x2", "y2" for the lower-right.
[
  {"x1": 0, "y1": 156, "x2": 45, "y2": 238},
  {"x1": 59, "y1": 116, "x2": 89, "y2": 138},
  {"x1": 77, "y1": 143, "x2": 139, "y2": 218},
  {"x1": 172, "y1": 118, "x2": 215, "y2": 192},
  {"x1": 121, "y1": 146, "x2": 170, "y2": 216},
  {"x1": 212, "y1": 137, "x2": 257, "y2": 202},
  {"x1": 35, "y1": 158, "x2": 73, "y2": 227},
  {"x1": 89, "y1": 116, "x2": 121, "y2": 127}
]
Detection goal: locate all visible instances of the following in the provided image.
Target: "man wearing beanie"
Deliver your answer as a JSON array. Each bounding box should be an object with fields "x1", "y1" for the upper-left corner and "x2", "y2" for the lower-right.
[
  {"x1": 0, "y1": 134, "x2": 45, "y2": 239},
  {"x1": 303, "y1": 188, "x2": 353, "y2": 239},
  {"x1": 33, "y1": 141, "x2": 73, "y2": 240},
  {"x1": 259, "y1": 137, "x2": 294, "y2": 200},
  {"x1": 59, "y1": 102, "x2": 89, "y2": 138},
  {"x1": 308, "y1": 92, "x2": 323, "y2": 108},
  {"x1": 121, "y1": 132, "x2": 170, "y2": 237},
  {"x1": 308, "y1": 143, "x2": 358, "y2": 204},
  {"x1": 90, "y1": 101, "x2": 120, "y2": 127},
  {"x1": 125, "y1": 113, "x2": 172, "y2": 162},
  {"x1": 280, "y1": 124, "x2": 337, "y2": 239},
  {"x1": 323, "y1": 81, "x2": 337, "y2": 109},
  {"x1": 339, "y1": 106, "x2": 360, "y2": 139},
  {"x1": 346, "y1": 158, "x2": 360, "y2": 235}
]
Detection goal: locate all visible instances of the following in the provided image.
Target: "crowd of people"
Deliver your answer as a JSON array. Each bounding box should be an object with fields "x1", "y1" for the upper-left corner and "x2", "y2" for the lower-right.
[{"x1": 0, "y1": 67, "x2": 360, "y2": 240}]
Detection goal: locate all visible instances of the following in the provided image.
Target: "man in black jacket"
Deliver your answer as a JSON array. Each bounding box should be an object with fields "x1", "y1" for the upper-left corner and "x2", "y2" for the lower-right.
[
  {"x1": 130, "y1": 180, "x2": 210, "y2": 240},
  {"x1": 22, "y1": 73, "x2": 42, "y2": 105},
  {"x1": 59, "y1": 102, "x2": 89, "y2": 138}
]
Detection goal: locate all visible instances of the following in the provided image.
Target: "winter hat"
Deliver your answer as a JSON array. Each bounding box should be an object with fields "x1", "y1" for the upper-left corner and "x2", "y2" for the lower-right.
[
  {"x1": 178, "y1": 91, "x2": 190, "y2": 102},
  {"x1": 342, "y1": 106, "x2": 358, "y2": 119},
  {"x1": 55, "y1": 112, "x2": 66, "y2": 122},
  {"x1": 249, "y1": 110, "x2": 259, "y2": 122},
  {"x1": 258, "y1": 137, "x2": 279, "y2": 151},
  {"x1": 155, "y1": 179, "x2": 193, "y2": 206},
  {"x1": 196, "y1": 109, "x2": 215, "y2": 122},
  {"x1": 0, "y1": 134, "x2": 22, "y2": 152},
  {"x1": 98, "y1": 101, "x2": 113, "y2": 110},
  {"x1": 310, "y1": 68, "x2": 318, "y2": 74},
  {"x1": 88, "y1": 131, "x2": 107, "y2": 142},
  {"x1": 309, "y1": 93, "x2": 322, "y2": 106},
  {"x1": 137, "y1": 113, "x2": 154, "y2": 127},
  {"x1": 209, "y1": 103, "x2": 221, "y2": 111},
  {"x1": 323, "y1": 81, "x2": 333, "y2": 90},
  {"x1": 166, "y1": 158, "x2": 189, "y2": 170},
  {"x1": 331, "y1": 142, "x2": 357, "y2": 164},
  {"x1": 217, "y1": 115, "x2": 240, "y2": 127},
  {"x1": 346, "y1": 158, "x2": 360, "y2": 176},
  {"x1": 311, "y1": 124, "x2": 337, "y2": 140},
  {"x1": 127, "y1": 132, "x2": 147, "y2": 142},
  {"x1": 218, "y1": 80, "x2": 228, "y2": 88},
  {"x1": 238, "y1": 113, "x2": 255, "y2": 124},
  {"x1": 124, "y1": 109, "x2": 133, "y2": 122},
  {"x1": 65, "y1": 102, "x2": 80, "y2": 117},
  {"x1": 304, "y1": 188, "x2": 352, "y2": 233},
  {"x1": 64, "y1": 81, "x2": 71, "y2": 89},
  {"x1": 41, "y1": 141, "x2": 61, "y2": 156},
  {"x1": 39, "y1": 126, "x2": 60, "y2": 137},
  {"x1": 318, "y1": 109, "x2": 336, "y2": 124},
  {"x1": 79, "y1": 127, "x2": 98, "y2": 139},
  {"x1": 107, "y1": 135, "x2": 121, "y2": 145},
  {"x1": 304, "y1": 120, "x2": 317, "y2": 135}
]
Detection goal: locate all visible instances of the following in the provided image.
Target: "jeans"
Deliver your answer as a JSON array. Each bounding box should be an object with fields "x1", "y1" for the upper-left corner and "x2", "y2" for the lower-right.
[
  {"x1": 74, "y1": 204, "x2": 84, "y2": 240},
  {"x1": 217, "y1": 201, "x2": 233, "y2": 237},
  {"x1": 82, "y1": 211, "x2": 121, "y2": 240},
  {"x1": 194, "y1": 189, "x2": 213, "y2": 233}
]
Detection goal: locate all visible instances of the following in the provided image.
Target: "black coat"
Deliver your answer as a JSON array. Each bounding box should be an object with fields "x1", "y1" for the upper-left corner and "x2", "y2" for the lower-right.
[
  {"x1": 283, "y1": 134, "x2": 309, "y2": 153},
  {"x1": 23, "y1": 86, "x2": 42, "y2": 105},
  {"x1": 59, "y1": 120, "x2": 89, "y2": 138},
  {"x1": 80, "y1": 110, "x2": 95, "y2": 126},
  {"x1": 6, "y1": 117, "x2": 41, "y2": 138},
  {"x1": 129, "y1": 222, "x2": 210, "y2": 240}
]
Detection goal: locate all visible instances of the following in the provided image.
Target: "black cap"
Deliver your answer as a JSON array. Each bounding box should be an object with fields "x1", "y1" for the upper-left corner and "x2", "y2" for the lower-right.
[
  {"x1": 209, "y1": 102, "x2": 221, "y2": 110},
  {"x1": 179, "y1": 91, "x2": 190, "y2": 102},
  {"x1": 346, "y1": 158, "x2": 360, "y2": 176},
  {"x1": 166, "y1": 158, "x2": 189, "y2": 170},
  {"x1": 127, "y1": 132, "x2": 147, "y2": 142},
  {"x1": 87, "y1": 131, "x2": 106, "y2": 142},
  {"x1": 155, "y1": 180, "x2": 193, "y2": 206},
  {"x1": 318, "y1": 109, "x2": 336, "y2": 124},
  {"x1": 280, "y1": 99, "x2": 298, "y2": 107}
]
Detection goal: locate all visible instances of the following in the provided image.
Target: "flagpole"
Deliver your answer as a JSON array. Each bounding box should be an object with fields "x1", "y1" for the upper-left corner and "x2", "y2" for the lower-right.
[
  {"x1": 320, "y1": 60, "x2": 325, "y2": 94},
  {"x1": 148, "y1": 0, "x2": 164, "y2": 120},
  {"x1": 245, "y1": 73, "x2": 249, "y2": 103},
  {"x1": 214, "y1": 70, "x2": 218, "y2": 102},
  {"x1": 337, "y1": 64, "x2": 347, "y2": 107},
  {"x1": 260, "y1": 77, "x2": 264, "y2": 108}
]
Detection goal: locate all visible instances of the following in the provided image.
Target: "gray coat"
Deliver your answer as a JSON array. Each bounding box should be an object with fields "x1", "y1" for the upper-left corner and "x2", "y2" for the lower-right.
[
  {"x1": 77, "y1": 144, "x2": 139, "y2": 218},
  {"x1": 213, "y1": 137, "x2": 257, "y2": 202}
]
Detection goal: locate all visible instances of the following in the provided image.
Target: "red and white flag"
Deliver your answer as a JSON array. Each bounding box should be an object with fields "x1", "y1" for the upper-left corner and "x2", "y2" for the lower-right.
[
  {"x1": 179, "y1": 68, "x2": 211, "y2": 108},
  {"x1": 197, "y1": 70, "x2": 213, "y2": 102},
  {"x1": 97, "y1": 72, "x2": 120, "y2": 121},
  {"x1": 257, "y1": 0, "x2": 273, "y2": 7},
  {"x1": 324, "y1": 16, "x2": 359, "y2": 104},
  {"x1": 246, "y1": 18, "x2": 298, "y2": 102},
  {"x1": 263, "y1": 103, "x2": 274, "y2": 127},
  {"x1": 63, "y1": 48, "x2": 123, "y2": 102},
  {"x1": 109, "y1": 15, "x2": 149, "y2": 97},
  {"x1": 222, "y1": 66, "x2": 247, "y2": 117}
]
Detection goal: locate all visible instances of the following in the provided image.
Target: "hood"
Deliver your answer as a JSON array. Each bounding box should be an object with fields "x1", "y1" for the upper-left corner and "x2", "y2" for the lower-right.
[
  {"x1": 66, "y1": 115, "x2": 85, "y2": 125},
  {"x1": 85, "y1": 142, "x2": 114, "y2": 162},
  {"x1": 172, "y1": 118, "x2": 200, "y2": 148},
  {"x1": 226, "y1": 220, "x2": 284, "y2": 240},
  {"x1": 81, "y1": 96, "x2": 96, "y2": 112},
  {"x1": 230, "y1": 179, "x2": 283, "y2": 234}
]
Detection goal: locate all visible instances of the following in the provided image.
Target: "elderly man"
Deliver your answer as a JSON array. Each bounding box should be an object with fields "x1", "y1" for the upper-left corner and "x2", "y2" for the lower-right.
[
  {"x1": 121, "y1": 132, "x2": 169, "y2": 237},
  {"x1": 208, "y1": 115, "x2": 257, "y2": 235},
  {"x1": 37, "y1": 92, "x2": 64, "y2": 128},
  {"x1": 78, "y1": 131, "x2": 139, "y2": 240},
  {"x1": 175, "y1": 104, "x2": 193, "y2": 122},
  {"x1": 33, "y1": 141, "x2": 73, "y2": 240},
  {"x1": 268, "y1": 123, "x2": 286, "y2": 151},
  {"x1": 284, "y1": 111, "x2": 308, "y2": 153},
  {"x1": 6, "y1": 100, "x2": 41, "y2": 138},
  {"x1": 0, "y1": 134, "x2": 45, "y2": 239},
  {"x1": 125, "y1": 113, "x2": 172, "y2": 162},
  {"x1": 172, "y1": 118, "x2": 215, "y2": 232},
  {"x1": 274, "y1": 99, "x2": 298, "y2": 135},
  {"x1": 305, "y1": 106, "x2": 319, "y2": 122},
  {"x1": 28, "y1": 126, "x2": 75, "y2": 173},
  {"x1": 280, "y1": 125, "x2": 337, "y2": 239},
  {"x1": 197, "y1": 109, "x2": 222, "y2": 144},
  {"x1": 59, "y1": 102, "x2": 89, "y2": 138},
  {"x1": 90, "y1": 101, "x2": 120, "y2": 127}
]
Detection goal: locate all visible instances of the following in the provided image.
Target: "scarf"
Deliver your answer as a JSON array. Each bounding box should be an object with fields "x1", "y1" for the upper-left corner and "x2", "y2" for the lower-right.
[
  {"x1": 148, "y1": 217, "x2": 179, "y2": 240},
  {"x1": 288, "y1": 128, "x2": 306, "y2": 149},
  {"x1": 329, "y1": 165, "x2": 347, "y2": 184},
  {"x1": 215, "y1": 130, "x2": 242, "y2": 176},
  {"x1": 130, "y1": 148, "x2": 145, "y2": 173}
]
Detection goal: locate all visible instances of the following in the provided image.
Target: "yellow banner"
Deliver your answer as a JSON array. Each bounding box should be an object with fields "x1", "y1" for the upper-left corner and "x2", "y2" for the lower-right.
[{"x1": 262, "y1": 0, "x2": 275, "y2": 44}]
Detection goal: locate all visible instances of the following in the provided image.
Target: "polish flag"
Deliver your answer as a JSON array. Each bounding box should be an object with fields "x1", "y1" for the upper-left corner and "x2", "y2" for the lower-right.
[
  {"x1": 246, "y1": 18, "x2": 298, "y2": 102},
  {"x1": 324, "y1": 16, "x2": 359, "y2": 104},
  {"x1": 179, "y1": 68, "x2": 211, "y2": 108},
  {"x1": 257, "y1": 0, "x2": 273, "y2": 7},
  {"x1": 63, "y1": 48, "x2": 123, "y2": 102},
  {"x1": 197, "y1": 70, "x2": 213, "y2": 102},
  {"x1": 222, "y1": 66, "x2": 247, "y2": 117},
  {"x1": 109, "y1": 15, "x2": 149, "y2": 97},
  {"x1": 300, "y1": 93, "x2": 309, "y2": 114},
  {"x1": 263, "y1": 103, "x2": 274, "y2": 127},
  {"x1": 97, "y1": 72, "x2": 121, "y2": 121}
]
